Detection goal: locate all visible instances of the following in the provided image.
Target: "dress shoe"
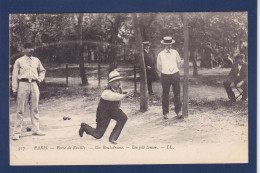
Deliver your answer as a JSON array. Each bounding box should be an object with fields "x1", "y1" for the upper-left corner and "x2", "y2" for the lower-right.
[
  {"x1": 241, "y1": 97, "x2": 247, "y2": 102},
  {"x1": 176, "y1": 113, "x2": 183, "y2": 119},
  {"x1": 12, "y1": 134, "x2": 20, "y2": 140},
  {"x1": 163, "y1": 113, "x2": 169, "y2": 119},
  {"x1": 149, "y1": 92, "x2": 154, "y2": 95},
  {"x1": 32, "y1": 131, "x2": 46, "y2": 136},
  {"x1": 109, "y1": 139, "x2": 118, "y2": 145},
  {"x1": 79, "y1": 122, "x2": 86, "y2": 137}
]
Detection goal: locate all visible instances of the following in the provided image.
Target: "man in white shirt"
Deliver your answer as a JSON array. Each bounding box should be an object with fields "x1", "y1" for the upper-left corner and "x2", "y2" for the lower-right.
[
  {"x1": 11, "y1": 42, "x2": 46, "y2": 140},
  {"x1": 79, "y1": 71, "x2": 134, "y2": 144},
  {"x1": 157, "y1": 36, "x2": 183, "y2": 119}
]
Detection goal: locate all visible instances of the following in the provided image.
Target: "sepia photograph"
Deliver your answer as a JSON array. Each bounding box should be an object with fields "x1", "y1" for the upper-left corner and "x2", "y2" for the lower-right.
[{"x1": 9, "y1": 12, "x2": 248, "y2": 165}]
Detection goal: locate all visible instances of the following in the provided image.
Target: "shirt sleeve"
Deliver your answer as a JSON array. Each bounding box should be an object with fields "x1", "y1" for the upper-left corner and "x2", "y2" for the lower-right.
[
  {"x1": 176, "y1": 51, "x2": 183, "y2": 67},
  {"x1": 157, "y1": 53, "x2": 162, "y2": 73},
  {"x1": 176, "y1": 51, "x2": 184, "y2": 67},
  {"x1": 101, "y1": 90, "x2": 126, "y2": 101},
  {"x1": 37, "y1": 59, "x2": 46, "y2": 82},
  {"x1": 12, "y1": 59, "x2": 19, "y2": 92}
]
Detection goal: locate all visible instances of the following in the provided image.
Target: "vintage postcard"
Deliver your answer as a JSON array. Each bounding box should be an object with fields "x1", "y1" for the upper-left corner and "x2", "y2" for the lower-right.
[{"x1": 9, "y1": 12, "x2": 249, "y2": 165}]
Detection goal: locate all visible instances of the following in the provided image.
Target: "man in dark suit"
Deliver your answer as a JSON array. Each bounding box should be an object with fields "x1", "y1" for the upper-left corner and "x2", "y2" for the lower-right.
[
  {"x1": 204, "y1": 42, "x2": 213, "y2": 69},
  {"x1": 143, "y1": 41, "x2": 157, "y2": 95},
  {"x1": 221, "y1": 54, "x2": 233, "y2": 68},
  {"x1": 223, "y1": 54, "x2": 248, "y2": 102}
]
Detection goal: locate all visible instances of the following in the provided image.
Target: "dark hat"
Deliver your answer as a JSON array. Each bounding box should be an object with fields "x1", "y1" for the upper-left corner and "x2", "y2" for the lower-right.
[
  {"x1": 143, "y1": 41, "x2": 151, "y2": 45},
  {"x1": 161, "y1": 36, "x2": 175, "y2": 44},
  {"x1": 23, "y1": 42, "x2": 34, "y2": 49},
  {"x1": 235, "y1": 54, "x2": 245, "y2": 59}
]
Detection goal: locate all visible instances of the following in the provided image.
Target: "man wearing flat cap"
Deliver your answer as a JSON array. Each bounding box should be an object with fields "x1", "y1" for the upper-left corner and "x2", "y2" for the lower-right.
[
  {"x1": 11, "y1": 42, "x2": 46, "y2": 140},
  {"x1": 223, "y1": 54, "x2": 248, "y2": 102},
  {"x1": 143, "y1": 41, "x2": 157, "y2": 95},
  {"x1": 157, "y1": 36, "x2": 183, "y2": 119}
]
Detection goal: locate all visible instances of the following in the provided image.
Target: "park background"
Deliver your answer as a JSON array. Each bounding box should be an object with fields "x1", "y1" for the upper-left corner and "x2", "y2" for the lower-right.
[{"x1": 9, "y1": 12, "x2": 249, "y2": 165}]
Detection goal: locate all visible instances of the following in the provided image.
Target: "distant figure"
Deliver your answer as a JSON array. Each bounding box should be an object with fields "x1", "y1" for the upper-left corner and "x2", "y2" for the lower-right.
[
  {"x1": 223, "y1": 54, "x2": 248, "y2": 102},
  {"x1": 212, "y1": 56, "x2": 222, "y2": 68},
  {"x1": 240, "y1": 41, "x2": 248, "y2": 62},
  {"x1": 143, "y1": 41, "x2": 157, "y2": 95},
  {"x1": 157, "y1": 36, "x2": 183, "y2": 119},
  {"x1": 79, "y1": 71, "x2": 134, "y2": 144},
  {"x1": 11, "y1": 42, "x2": 46, "y2": 140},
  {"x1": 204, "y1": 42, "x2": 213, "y2": 68},
  {"x1": 221, "y1": 54, "x2": 233, "y2": 68}
]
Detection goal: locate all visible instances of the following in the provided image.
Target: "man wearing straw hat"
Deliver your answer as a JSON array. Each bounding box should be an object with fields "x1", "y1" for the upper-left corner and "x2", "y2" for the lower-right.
[
  {"x1": 157, "y1": 36, "x2": 183, "y2": 119},
  {"x1": 79, "y1": 70, "x2": 134, "y2": 144}
]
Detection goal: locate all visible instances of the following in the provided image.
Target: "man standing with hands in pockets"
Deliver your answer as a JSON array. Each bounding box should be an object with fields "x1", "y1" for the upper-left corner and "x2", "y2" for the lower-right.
[
  {"x1": 157, "y1": 36, "x2": 183, "y2": 119},
  {"x1": 11, "y1": 42, "x2": 46, "y2": 140}
]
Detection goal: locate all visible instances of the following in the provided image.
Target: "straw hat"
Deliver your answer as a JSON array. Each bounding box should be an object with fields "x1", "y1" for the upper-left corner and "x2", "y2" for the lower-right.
[
  {"x1": 108, "y1": 70, "x2": 123, "y2": 83},
  {"x1": 161, "y1": 36, "x2": 175, "y2": 44}
]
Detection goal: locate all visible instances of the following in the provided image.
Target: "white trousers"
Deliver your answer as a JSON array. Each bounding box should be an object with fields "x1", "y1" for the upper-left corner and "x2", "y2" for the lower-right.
[{"x1": 13, "y1": 81, "x2": 40, "y2": 134}]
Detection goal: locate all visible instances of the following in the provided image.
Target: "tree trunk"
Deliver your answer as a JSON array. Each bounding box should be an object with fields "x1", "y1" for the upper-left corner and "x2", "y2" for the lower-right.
[
  {"x1": 181, "y1": 13, "x2": 189, "y2": 118},
  {"x1": 108, "y1": 14, "x2": 121, "y2": 74},
  {"x1": 77, "y1": 13, "x2": 88, "y2": 85},
  {"x1": 132, "y1": 13, "x2": 148, "y2": 112}
]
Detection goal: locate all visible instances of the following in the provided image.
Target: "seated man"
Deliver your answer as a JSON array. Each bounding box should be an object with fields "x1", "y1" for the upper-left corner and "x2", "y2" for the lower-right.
[
  {"x1": 79, "y1": 70, "x2": 134, "y2": 144},
  {"x1": 223, "y1": 54, "x2": 248, "y2": 102},
  {"x1": 221, "y1": 54, "x2": 233, "y2": 68},
  {"x1": 212, "y1": 56, "x2": 222, "y2": 68}
]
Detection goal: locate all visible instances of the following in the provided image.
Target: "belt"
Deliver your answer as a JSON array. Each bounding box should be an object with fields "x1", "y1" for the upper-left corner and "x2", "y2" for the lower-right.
[
  {"x1": 161, "y1": 72, "x2": 179, "y2": 76},
  {"x1": 19, "y1": 78, "x2": 37, "y2": 82}
]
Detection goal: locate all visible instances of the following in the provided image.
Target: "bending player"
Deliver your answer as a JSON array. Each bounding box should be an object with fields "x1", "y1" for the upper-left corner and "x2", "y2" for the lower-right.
[{"x1": 79, "y1": 70, "x2": 134, "y2": 144}]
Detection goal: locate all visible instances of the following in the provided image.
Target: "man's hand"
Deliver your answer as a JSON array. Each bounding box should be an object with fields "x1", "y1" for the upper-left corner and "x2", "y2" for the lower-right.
[
  {"x1": 230, "y1": 82, "x2": 235, "y2": 88},
  {"x1": 147, "y1": 66, "x2": 152, "y2": 70},
  {"x1": 36, "y1": 79, "x2": 41, "y2": 86},
  {"x1": 12, "y1": 92, "x2": 17, "y2": 98},
  {"x1": 126, "y1": 90, "x2": 134, "y2": 98},
  {"x1": 236, "y1": 81, "x2": 244, "y2": 88}
]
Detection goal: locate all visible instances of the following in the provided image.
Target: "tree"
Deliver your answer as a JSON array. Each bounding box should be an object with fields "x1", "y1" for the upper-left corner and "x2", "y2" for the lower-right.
[
  {"x1": 181, "y1": 13, "x2": 189, "y2": 118},
  {"x1": 132, "y1": 13, "x2": 148, "y2": 112},
  {"x1": 77, "y1": 13, "x2": 88, "y2": 85},
  {"x1": 105, "y1": 14, "x2": 122, "y2": 73}
]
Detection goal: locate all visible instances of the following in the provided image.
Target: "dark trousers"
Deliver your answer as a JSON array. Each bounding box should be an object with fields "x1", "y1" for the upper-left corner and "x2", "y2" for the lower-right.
[
  {"x1": 161, "y1": 72, "x2": 182, "y2": 115},
  {"x1": 84, "y1": 109, "x2": 127, "y2": 141},
  {"x1": 223, "y1": 80, "x2": 248, "y2": 101},
  {"x1": 147, "y1": 78, "x2": 153, "y2": 93}
]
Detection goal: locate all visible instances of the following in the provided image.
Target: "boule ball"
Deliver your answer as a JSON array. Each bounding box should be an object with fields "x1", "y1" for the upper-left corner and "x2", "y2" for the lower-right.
[{"x1": 26, "y1": 127, "x2": 31, "y2": 132}]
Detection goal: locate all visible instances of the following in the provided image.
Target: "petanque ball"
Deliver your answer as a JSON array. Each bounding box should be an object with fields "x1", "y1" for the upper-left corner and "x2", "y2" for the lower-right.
[{"x1": 26, "y1": 127, "x2": 31, "y2": 132}]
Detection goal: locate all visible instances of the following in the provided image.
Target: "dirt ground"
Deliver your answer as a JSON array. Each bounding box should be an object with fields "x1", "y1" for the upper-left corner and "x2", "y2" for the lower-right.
[{"x1": 9, "y1": 66, "x2": 248, "y2": 165}]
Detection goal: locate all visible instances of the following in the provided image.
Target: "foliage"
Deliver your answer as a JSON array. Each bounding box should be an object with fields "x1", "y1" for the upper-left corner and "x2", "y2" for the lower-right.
[{"x1": 10, "y1": 12, "x2": 248, "y2": 64}]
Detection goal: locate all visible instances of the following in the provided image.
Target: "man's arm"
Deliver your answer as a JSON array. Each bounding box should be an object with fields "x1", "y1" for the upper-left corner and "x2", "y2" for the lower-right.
[
  {"x1": 176, "y1": 50, "x2": 183, "y2": 67},
  {"x1": 157, "y1": 53, "x2": 162, "y2": 73},
  {"x1": 12, "y1": 60, "x2": 19, "y2": 93},
  {"x1": 101, "y1": 90, "x2": 127, "y2": 101},
  {"x1": 37, "y1": 59, "x2": 46, "y2": 82}
]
